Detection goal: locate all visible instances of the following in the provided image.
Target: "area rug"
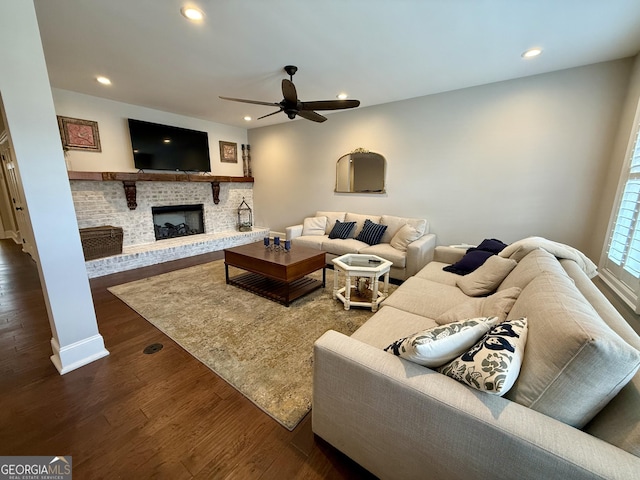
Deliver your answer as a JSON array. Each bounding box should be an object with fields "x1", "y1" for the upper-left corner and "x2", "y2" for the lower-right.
[{"x1": 108, "y1": 260, "x2": 395, "y2": 430}]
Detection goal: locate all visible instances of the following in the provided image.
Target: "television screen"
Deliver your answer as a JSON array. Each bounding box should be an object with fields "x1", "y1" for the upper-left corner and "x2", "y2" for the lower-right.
[{"x1": 128, "y1": 119, "x2": 211, "y2": 172}]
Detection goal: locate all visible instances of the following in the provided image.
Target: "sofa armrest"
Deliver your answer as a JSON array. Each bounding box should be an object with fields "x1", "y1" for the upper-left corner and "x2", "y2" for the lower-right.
[
  {"x1": 433, "y1": 245, "x2": 467, "y2": 264},
  {"x1": 313, "y1": 330, "x2": 640, "y2": 480},
  {"x1": 405, "y1": 233, "x2": 436, "y2": 277},
  {"x1": 285, "y1": 224, "x2": 303, "y2": 241}
]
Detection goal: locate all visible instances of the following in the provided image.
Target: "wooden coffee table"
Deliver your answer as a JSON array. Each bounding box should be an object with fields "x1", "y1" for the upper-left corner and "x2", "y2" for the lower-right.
[{"x1": 224, "y1": 241, "x2": 326, "y2": 306}]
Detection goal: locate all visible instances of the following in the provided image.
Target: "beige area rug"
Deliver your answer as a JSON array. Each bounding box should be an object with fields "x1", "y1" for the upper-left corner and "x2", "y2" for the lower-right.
[{"x1": 108, "y1": 260, "x2": 395, "y2": 430}]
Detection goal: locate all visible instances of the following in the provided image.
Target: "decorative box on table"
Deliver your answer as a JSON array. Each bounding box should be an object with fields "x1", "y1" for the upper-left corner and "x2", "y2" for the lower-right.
[{"x1": 79, "y1": 226, "x2": 123, "y2": 260}]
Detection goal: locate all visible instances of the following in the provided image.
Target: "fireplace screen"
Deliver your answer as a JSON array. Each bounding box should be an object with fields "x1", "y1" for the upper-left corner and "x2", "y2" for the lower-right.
[{"x1": 152, "y1": 204, "x2": 204, "y2": 240}]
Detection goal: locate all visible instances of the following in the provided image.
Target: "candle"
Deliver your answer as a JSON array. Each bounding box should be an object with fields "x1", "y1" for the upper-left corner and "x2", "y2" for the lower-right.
[
  {"x1": 274, "y1": 236, "x2": 280, "y2": 246},
  {"x1": 284, "y1": 240, "x2": 291, "y2": 251},
  {"x1": 264, "y1": 236, "x2": 270, "y2": 247}
]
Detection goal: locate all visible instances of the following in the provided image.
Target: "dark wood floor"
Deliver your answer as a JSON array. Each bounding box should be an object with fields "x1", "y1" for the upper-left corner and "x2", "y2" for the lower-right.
[{"x1": 0, "y1": 239, "x2": 376, "y2": 479}]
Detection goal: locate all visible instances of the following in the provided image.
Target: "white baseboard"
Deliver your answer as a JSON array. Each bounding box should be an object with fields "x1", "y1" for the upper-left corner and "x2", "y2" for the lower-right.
[{"x1": 50, "y1": 335, "x2": 110, "y2": 375}]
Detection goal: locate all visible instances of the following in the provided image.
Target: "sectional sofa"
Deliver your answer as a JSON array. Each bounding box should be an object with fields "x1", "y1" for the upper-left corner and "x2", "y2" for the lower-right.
[
  {"x1": 312, "y1": 243, "x2": 640, "y2": 479},
  {"x1": 285, "y1": 211, "x2": 436, "y2": 281}
]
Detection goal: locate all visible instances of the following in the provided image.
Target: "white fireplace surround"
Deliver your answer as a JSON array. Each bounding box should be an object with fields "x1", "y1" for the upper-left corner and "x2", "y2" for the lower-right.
[{"x1": 70, "y1": 180, "x2": 267, "y2": 277}]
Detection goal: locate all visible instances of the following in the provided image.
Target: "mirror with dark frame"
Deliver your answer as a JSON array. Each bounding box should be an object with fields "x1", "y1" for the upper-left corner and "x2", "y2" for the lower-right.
[{"x1": 335, "y1": 149, "x2": 386, "y2": 193}]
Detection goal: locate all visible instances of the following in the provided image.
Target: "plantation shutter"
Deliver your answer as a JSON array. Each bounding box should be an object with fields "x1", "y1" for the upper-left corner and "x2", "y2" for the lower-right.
[{"x1": 602, "y1": 119, "x2": 640, "y2": 312}]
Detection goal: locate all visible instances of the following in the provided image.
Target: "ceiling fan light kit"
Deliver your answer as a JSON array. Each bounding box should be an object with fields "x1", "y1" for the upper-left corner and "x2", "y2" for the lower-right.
[{"x1": 219, "y1": 65, "x2": 360, "y2": 123}]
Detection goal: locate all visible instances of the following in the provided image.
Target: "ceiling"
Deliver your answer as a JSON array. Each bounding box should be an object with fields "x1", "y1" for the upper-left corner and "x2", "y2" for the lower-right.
[{"x1": 34, "y1": 0, "x2": 640, "y2": 129}]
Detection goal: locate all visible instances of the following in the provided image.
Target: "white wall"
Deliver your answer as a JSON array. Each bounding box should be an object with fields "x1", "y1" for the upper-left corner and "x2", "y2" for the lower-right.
[
  {"x1": 248, "y1": 60, "x2": 632, "y2": 260},
  {"x1": 0, "y1": 0, "x2": 108, "y2": 373},
  {"x1": 53, "y1": 89, "x2": 248, "y2": 176}
]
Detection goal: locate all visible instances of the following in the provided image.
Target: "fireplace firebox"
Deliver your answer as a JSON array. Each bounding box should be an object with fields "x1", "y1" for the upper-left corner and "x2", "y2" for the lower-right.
[{"x1": 152, "y1": 204, "x2": 204, "y2": 240}]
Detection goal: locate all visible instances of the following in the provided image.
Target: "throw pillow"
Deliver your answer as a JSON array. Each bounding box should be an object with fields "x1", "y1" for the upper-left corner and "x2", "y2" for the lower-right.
[
  {"x1": 390, "y1": 224, "x2": 421, "y2": 251},
  {"x1": 302, "y1": 216, "x2": 327, "y2": 236},
  {"x1": 456, "y1": 255, "x2": 518, "y2": 296},
  {"x1": 475, "y1": 238, "x2": 509, "y2": 254},
  {"x1": 438, "y1": 317, "x2": 528, "y2": 396},
  {"x1": 384, "y1": 317, "x2": 500, "y2": 368},
  {"x1": 328, "y1": 220, "x2": 356, "y2": 240},
  {"x1": 437, "y1": 287, "x2": 521, "y2": 325},
  {"x1": 355, "y1": 219, "x2": 388, "y2": 245},
  {"x1": 443, "y1": 249, "x2": 494, "y2": 275}
]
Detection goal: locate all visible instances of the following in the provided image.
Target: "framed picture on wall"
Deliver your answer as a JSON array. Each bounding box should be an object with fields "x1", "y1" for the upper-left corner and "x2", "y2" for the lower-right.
[
  {"x1": 57, "y1": 116, "x2": 102, "y2": 152},
  {"x1": 219, "y1": 141, "x2": 237, "y2": 163}
]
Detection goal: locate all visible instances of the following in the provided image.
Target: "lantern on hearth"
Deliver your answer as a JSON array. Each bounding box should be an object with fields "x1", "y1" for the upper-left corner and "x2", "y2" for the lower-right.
[{"x1": 237, "y1": 197, "x2": 253, "y2": 232}]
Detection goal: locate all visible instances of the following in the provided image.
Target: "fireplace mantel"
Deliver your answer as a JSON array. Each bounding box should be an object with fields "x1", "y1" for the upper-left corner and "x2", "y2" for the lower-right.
[{"x1": 67, "y1": 171, "x2": 253, "y2": 209}]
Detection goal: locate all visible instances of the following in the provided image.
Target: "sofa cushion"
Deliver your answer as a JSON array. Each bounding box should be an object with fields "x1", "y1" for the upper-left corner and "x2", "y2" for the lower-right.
[
  {"x1": 390, "y1": 224, "x2": 422, "y2": 252},
  {"x1": 443, "y1": 249, "x2": 494, "y2": 275},
  {"x1": 351, "y1": 305, "x2": 439, "y2": 349},
  {"x1": 292, "y1": 235, "x2": 326, "y2": 250},
  {"x1": 345, "y1": 213, "x2": 382, "y2": 238},
  {"x1": 382, "y1": 277, "x2": 470, "y2": 319},
  {"x1": 322, "y1": 238, "x2": 368, "y2": 256},
  {"x1": 456, "y1": 255, "x2": 517, "y2": 296},
  {"x1": 355, "y1": 219, "x2": 387, "y2": 245},
  {"x1": 414, "y1": 261, "x2": 460, "y2": 286},
  {"x1": 328, "y1": 220, "x2": 356, "y2": 239},
  {"x1": 497, "y1": 248, "x2": 569, "y2": 292},
  {"x1": 385, "y1": 317, "x2": 500, "y2": 368},
  {"x1": 506, "y1": 272, "x2": 640, "y2": 428},
  {"x1": 437, "y1": 287, "x2": 521, "y2": 325},
  {"x1": 302, "y1": 216, "x2": 327, "y2": 236},
  {"x1": 380, "y1": 215, "x2": 427, "y2": 244},
  {"x1": 438, "y1": 317, "x2": 528, "y2": 396},
  {"x1": 360, "y1": 243, "x2": 406, "y2": 268},
  {"x1": 316, "y1": 211, "x2": 346, "y2": 234}
]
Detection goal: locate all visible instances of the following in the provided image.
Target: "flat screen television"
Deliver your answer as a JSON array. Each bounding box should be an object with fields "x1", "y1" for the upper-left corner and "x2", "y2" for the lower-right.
[{"x1": 128, "y1": 119, "x2": 211, "y2": 172}]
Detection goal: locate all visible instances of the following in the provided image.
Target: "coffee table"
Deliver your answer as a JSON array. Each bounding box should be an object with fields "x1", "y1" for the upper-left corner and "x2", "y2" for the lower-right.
[
  {"x1": 224, "y1": 241, "x2": 326, "y2": 306},
  {"x1": 332, "y1": 253, "x2": 393, "y2": 312}
]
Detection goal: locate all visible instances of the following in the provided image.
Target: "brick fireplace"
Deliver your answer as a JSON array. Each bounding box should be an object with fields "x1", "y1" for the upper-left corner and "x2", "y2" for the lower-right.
[{"x1": 69, "y1": 177, "x2": 267, "y2": 277}]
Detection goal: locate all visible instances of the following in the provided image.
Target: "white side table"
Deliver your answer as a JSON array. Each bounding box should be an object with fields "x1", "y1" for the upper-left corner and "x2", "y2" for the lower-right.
[{"x1": 332, "y1": 254, "x2": 393, "y2": 312}]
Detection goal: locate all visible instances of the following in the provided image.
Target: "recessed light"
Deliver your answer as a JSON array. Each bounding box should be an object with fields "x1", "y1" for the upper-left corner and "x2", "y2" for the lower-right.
[
  {"x1": 181, "y1": 6, "x2": 204, "y2": 21},
  {"x1": 522, "y1": 48, "x2": 543, "y2": 58},
  {"x1": 244, "y1": 116, "x2": 252, "y2": 121},
  {"x1": 163, "y1": 138, "x2": 171, "y2": 144},
  {"x1": 96, "y1": 76, "x2": 111, "y2": 85},
  {"x1": 337, "y1": 93, "x2": 348, "y2": 100}
]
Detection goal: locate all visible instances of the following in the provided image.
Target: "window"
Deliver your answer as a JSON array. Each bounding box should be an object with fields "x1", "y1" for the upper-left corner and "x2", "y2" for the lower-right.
[{"x1": 602, "y1": 109, "x2": 640, "y2": 313}]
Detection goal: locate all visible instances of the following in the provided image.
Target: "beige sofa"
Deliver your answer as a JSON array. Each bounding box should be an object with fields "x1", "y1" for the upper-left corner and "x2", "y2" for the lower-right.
[
  {"x1": 313, "y1": 245, "x2": 640, "y2": 479},
  {"x1": 285, "y1": 211, "x2": 436, "y2": 281}
]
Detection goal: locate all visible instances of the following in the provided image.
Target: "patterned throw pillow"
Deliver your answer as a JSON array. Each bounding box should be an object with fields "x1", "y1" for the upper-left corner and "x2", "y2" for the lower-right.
[
  {"x1": 384, "y1": 317, "x2": 500, "y2": 368},
  {"x1": 355, "y1": 219, "x2": 388, "y2": 245},
  {"x1": 328, "y1": 220, "x2": 356, "y2": 239},
  {"x1": 438, "y1": 317, "x2": 528, "y2": 396}
]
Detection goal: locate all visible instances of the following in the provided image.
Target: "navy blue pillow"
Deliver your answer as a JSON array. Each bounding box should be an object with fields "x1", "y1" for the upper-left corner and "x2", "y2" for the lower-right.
[
  {"x1": 476, "y1": 238, "x2": 508, "y2": 254},
  {"x1": 443, "y1": 249, "x2": 494, "y2": 275},
  {"x1": 329, "y1": 220, "x2": 356, "y2": 239},
  {"x1": 355, "y1": 219, "x2": 387, "y2": 245}
]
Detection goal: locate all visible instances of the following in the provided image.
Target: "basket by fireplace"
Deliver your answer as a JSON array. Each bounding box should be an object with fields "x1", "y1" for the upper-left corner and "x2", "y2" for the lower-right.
[{"x1": 79, "y1": 226, "x2": 123, "y2": 260}]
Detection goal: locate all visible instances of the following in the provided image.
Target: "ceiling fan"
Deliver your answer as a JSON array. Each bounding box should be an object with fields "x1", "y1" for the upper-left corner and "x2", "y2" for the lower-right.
[{"x1": 219, "y1": 65, "x2": 360, "y2": 123}]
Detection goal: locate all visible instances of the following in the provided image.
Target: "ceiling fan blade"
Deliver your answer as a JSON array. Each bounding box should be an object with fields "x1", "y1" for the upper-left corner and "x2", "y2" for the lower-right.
[
  {"x1": 297, "y1": 110, "x2": 327, "y2": 123},
  {"x1": 257, "y1": 109, "x2": 283, "y2": 120},
  {"x1": 219, "y1": 96, "x2": 280, "y2": 107},
  {"x1": 281, "y1": 79, "x2": 298, "y2": 103},
  {"x1": 300, "y1": 99, "x2": 360, "y2": 111}
]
